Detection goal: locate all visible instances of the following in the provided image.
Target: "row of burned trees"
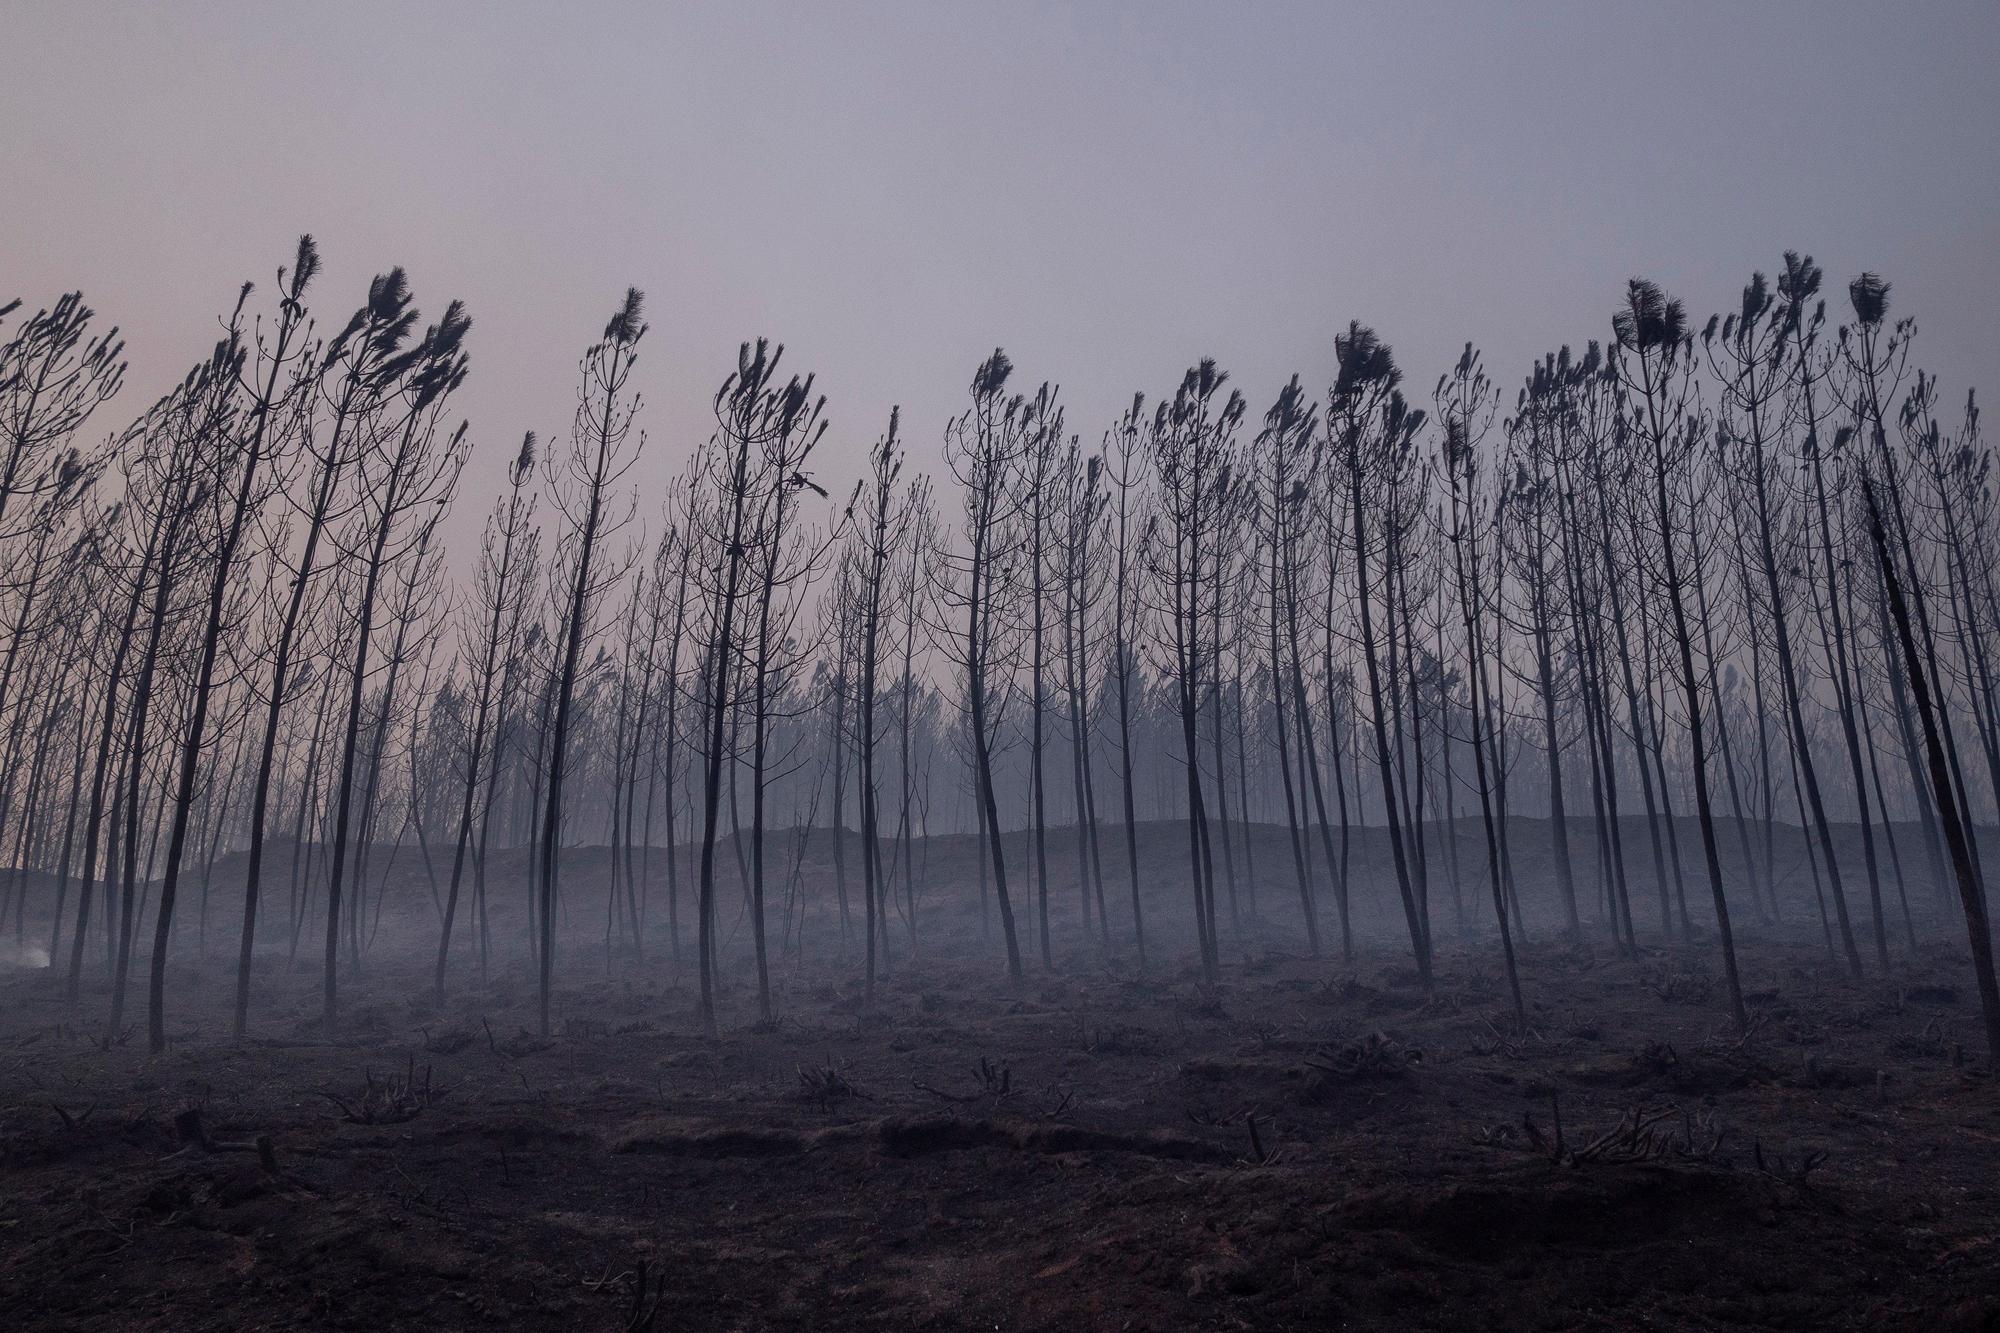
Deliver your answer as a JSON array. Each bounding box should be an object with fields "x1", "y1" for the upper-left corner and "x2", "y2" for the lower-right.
[{"x1": 1, "y1": 241, "x2": 1996, "y2": 1056}]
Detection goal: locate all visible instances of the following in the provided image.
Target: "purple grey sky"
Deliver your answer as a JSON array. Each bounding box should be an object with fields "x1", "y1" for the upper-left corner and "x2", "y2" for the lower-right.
[{"x1": 6, "y1": 1, "x2": 1996, "y2": 549}]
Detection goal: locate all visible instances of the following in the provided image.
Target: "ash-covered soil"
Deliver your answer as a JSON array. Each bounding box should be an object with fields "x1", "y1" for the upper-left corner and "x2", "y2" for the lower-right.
[{"x1": 3, "y1": 824, "x2": 1999, "y2": 1331}]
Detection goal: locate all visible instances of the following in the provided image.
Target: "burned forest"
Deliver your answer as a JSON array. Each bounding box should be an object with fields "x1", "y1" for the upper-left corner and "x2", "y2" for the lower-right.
[{"x1": 4, "y1": 7, "x2": 2000, "y2": 1330}]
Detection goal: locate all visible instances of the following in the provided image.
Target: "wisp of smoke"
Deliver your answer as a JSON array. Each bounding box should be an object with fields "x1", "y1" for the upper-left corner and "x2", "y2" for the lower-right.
[{"x1": 0, "y1": 941, "x2": 51, "y2": 970}]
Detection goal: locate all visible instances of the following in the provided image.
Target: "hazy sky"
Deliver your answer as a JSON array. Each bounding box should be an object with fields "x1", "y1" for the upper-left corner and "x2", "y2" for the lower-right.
[{"x1": 5, "y1": 1, "x2": 1996, "y2": 554}]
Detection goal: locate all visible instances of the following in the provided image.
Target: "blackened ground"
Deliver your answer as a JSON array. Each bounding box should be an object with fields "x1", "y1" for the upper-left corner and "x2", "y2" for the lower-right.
[{"x1": 2, "y1": 819, "x2": 1998, "y2": 1331}]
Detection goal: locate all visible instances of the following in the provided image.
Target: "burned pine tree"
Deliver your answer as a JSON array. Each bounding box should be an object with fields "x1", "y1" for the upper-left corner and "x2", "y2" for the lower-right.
[
  {"x1": 1142, "y1": 360, "x2": 1244, "y2": 986},
  {"x1": 1053, "y1": 437, "x2": 1110, "y2": 950},
  {"x1": 1501, "y1": 353, "x2": 1582, "y2": 938},
  {"x1": 319, "y1": 295, "x2": 470, "y2": 1032},
  {"x1": 105, "y1": 349, "x2": 240, "y2": 1043},
  {"x1": 146, "y1": 242, "x2": 317, "y2": 1051},
  {"x1": 1253, "y1": 375, "x2": 1327, "y2": 956},
  {"x1": 235, "y1": 262, "x2": 416, "y2": 1035},
  {"x1": 1436, "y1": 345, "x2": 1526, "y2": 1027},
  {"x1": 689, "y1": 339, "x2": 821, "y2": 1029},
  {"x1": 738, "y1": 363, "x2": 833, "y2": 1024},
  {"x1": 1613, "y1": 278, "x2": 1747, "y2": 1033},
  {"x1": 433, "y1": 432, "x2": 540, "y2": 1000},
  {"x1": 935, "y1": 351, "x2": 1033, "y2": 983},
  {"x1": 1104, "y1": 395, "x2": 1150, "y2": 967},
  {"x1": 852, "y1": 407, "x2": 916, "y2": 1001},
  {"x1": 1016, "y1": 388, "x2": 1064, "y2": 969},
  {"x1": 535, "y1": 290, "x2": 645, "y2": 1036},
  {"x1": 1329, "y1": 326, "x2": 1434, "y2": 990}
]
